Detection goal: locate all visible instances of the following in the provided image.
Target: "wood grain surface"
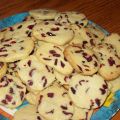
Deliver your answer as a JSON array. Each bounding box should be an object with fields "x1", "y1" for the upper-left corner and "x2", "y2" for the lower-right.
[{"x1": 0, "y1": 0, "x2": 120, "y2": 119}]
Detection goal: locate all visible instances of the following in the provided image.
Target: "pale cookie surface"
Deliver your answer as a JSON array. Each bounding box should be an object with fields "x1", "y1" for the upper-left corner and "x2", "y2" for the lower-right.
[
  {"x1": 104, "y1": 33, "x2": 120, "y2": 57},
  {"x1": 36, "y1": 43, "x2": 73, "y2": 75},
  {"x1": 32, "y1": 21, "x2": 74, "y2": 45},
  {"x1": 64, "y1": 45, "x2": 99, "y2": 75},
  {"x1": 29, "y1": 8, "x2": 58, "y2": 20},
  {"x1": 0, "y1": 62, "x2": 7, "y2": 79},
  {"x1": 38, "y1": 83, "x2": 74, "y2": 120},
  {"x1": 17, "y1": 55, "x2": 56, "y2": 91},
  {"x1": 70, "y1": 106, "x2": 93, "y2": 120},
  {"x1": 69, "y1": 74, "x2": 110, "y2": 109},
  {"x1": 0, "y1": 37, "x2": 34, "y2": 62},
  {"x1": 93, "y1": 43, "x2": 120, "y2": 80},
  {"x1": 55, "y1": 11, "x2": 88, "y2": 26},
  {"x1": 108, "y1": 77, "x2": 120, "y2": 93},
  {"x1": 0, "y1": 74, "x2": 26, "y2": 108},
  {"x1": 13, "y1": 104, "x2": 46, "y2": 120},
  {"x1": 4, "y1": 20, "x2": 40, "y2": 39}
]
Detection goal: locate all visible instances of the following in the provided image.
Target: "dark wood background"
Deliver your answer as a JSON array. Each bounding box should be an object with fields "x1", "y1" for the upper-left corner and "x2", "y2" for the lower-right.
[{"x1": 0, "y1": 0, "x2": 120, "y2": 119}]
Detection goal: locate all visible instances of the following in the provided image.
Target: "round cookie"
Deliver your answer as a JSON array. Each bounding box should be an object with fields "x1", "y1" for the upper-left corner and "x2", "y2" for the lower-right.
[
  {"x1": 108, "y1": 77, "x2": 120, "y2": 93},
  {"x1": 64, "y1": 45, "x2": 99, "y2": 75},
  {"x1": 0, "y1": 37, "x2": 34, "y2": 62},
  {"x1": 38, "y1": 83, "x2": 74, "y2": 120},
  {"x1": 4, "y1": 20, "x2": 41, "y2": 39},
  {"x1": 13, "y1": 104, "x2": 46, "y2": 120},
  {"x1": 93, "y1": 43, "x2": 120, "y2": 80},
  {"x1": 71, "y1": 106, "x2": 93, "y2": 120},
  {"x1": 36, "y1": 43, "x2": 73, "y2": 75},
  {"x1": 29, "y1": 8, "x2": 58, "y2": 20},
  {"x1": 17, "y1": 55, "x2": 56, "y2": 91},
  {"x1": 104, "y1": 33, "x2": 120, "y2": 57},
  {"x1": 0, "y1": 74, "x2": 26, "y2": 108},
  {"x1": 55, "y1": 11, "x2": 88, "y2": 26},
  {"x1": 87, "y1": 24, "x2": 106, "y2": 40},
  {"x1": 0, "y1": 62, "x2": 7, "y2": 79},
  {"x1": 69, "y1": 74, "x2": 110, "y2": 109},
  {"x1": 32, "y1": 21, "x2": 74, "y2": 45}
]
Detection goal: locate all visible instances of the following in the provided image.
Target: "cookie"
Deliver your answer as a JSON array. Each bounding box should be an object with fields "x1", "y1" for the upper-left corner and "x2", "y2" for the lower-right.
[
  {"x1": 54, "y1": 69, "x2": 78, "y2": 85},
  {"x1": 29, "y1": 8, "x2": 58, "y2": 20},
  {"x1": 34, "y1": 40, "x2": 46, "y2": 51},
  {"x1": 93, "y1": 43, "x2": 120, "y2": 80},
  {"x1": 4, "y1": 20, "x2": 40, "y2": 39},
  {"x1": 69, "y1": 74, "x2": 110, "y2": 109},
  {"x1": 0, "y1": 74, "x2": 26, "y2": 108},
  {"x1": 13, "y1": 104, "x2": 46, "y2": 120},
  {"x1": 0, "y1": 28, "x2": 7, "y2": 40},
  {"x1": 38, "y1": 83, "x2": 74, "y2": 120},
  {"x1": 71, "y1": 106, "x2": 93, "y2": 120},
  {"x1": 0, "y1": 37, "x2": 34, "y2": 62},
  {"x1": 104, "y1": 33, "x2": 120, "y2": 57},
  {"x1": 36, "y1": 43, "x2": 73, "y2": 75},
  {"x1": 32, "y1": 21, "x2": 74, "y2": 45},
  {"x1": 64, "y1": 45, "x2": 99, "y2": 75},
  {"x1": 0, "y1": 62, "x2": 7, "y2": 79},
  {"x1": 108, "y1": 77, "x2": 120, "y2": 93},
  {"x1": 55, "y1": 11, "x2": 88, "y2": 26},
  {"x1": 87, "y1": 24, "x2": 106, "y2": 40},
  {"x1": 25, "y1": 92, "x2": 40, "y2": 105},
  {"x1": 17, "y1": 55, "x2": 56, "y2": 91}
]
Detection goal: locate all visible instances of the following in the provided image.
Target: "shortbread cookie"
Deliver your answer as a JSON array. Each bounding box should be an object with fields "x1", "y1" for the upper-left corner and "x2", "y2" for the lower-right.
[
  {"x1": 87, "y1": 24, "x2": 106, "y2": 40},
  {"x1": 29, "y1": 8, "x2": 58, "y2": 20},
  {"x1": 25, "y1": 92, "x2": 40, "y2": 105},
  {"x1": 93, "y1": 43, "x2": 120, "y2": 80},
  {"x1": 104, "y1": 33, "x2": 120, "y2": 57},
  {"x1": 0, "y1": 62, "x2": 7, "y2": 79},
  {"x1": 0, "y1": 74, "x2": 26, "y2": 108},
  {"x1": 55, "y1": 69, "x2": 78, "y2": 85},
  {"x1": 0, "y1": 37, "x2": 34, "y2": 62},
  {"x1": 55, "y1": 11, "x2": 88, "y2": 26},
  {"x1": 13, "y1": 104, "x2": 46, "y2": 120},
  {"x1": 108, "y1": 77, "x2": 120, "y2": 92},
  {"x1": 64, "y1": 45, "x2": 99, "y2": 75},
  {"x1": 38, "y1": 83, "x2": 74, "y2": 120},
  {"x1": 32, "y1": 21, "x2": 74, "y2": 45},
  {"x1": 6, "y1": 61, "x2": 19, "y2": 77},
  {"x1": 69, "y1": 74, "x2": 110, "y2": 109},
  {"x1": 17, "y1": 55, "x2": 56, "y2": 91},
  {"x1": 71, "y1": 106, "x2": 93, "y2": 120},
  {"x1": 36, "y1": 43, "x2": 73, "y2": 75},
  {"x1": 4, "y1": 20, "x2": 40, "y2": 39}
]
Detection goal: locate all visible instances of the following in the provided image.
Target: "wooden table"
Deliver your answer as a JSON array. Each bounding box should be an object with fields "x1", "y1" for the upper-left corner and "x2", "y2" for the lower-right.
[{"x1": 0, "y1": 0, "x2": 120, "y2": 119}]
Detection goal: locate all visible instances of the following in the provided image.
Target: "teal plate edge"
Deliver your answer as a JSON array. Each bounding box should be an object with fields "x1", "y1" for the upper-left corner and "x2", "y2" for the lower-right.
[{"x1": 0, "y1": 12, "x2": 120, "y2": 120}]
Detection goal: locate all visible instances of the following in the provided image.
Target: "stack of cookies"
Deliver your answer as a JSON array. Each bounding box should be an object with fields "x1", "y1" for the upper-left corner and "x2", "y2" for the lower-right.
[{"x1": 0, "y1": 9, "x2": 120, "y2": 120}]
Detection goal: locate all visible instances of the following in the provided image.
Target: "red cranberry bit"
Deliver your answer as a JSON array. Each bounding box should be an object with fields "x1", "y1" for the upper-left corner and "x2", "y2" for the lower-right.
[
  {"x1": 54, "y1": 59, "x2": 58, "y2": 65},
  {"x1": 39, "y1": 95, "x2": 43, "y2": 105},
  {"x1": 29, "y1": 68, "x2": 36, "y2": 77},
  {"x1": 17, "y1": 25, "x2": 22, "y2": 29},
  {"x1": 94, "y1": 61, "x2": 98, "y2": 67},
  {"x1": 20, "y1": 91, "x2": 24, "y2": 100},
  {"x1": 69, "y1": 101, "x2": 73, "y2": 106},
  {"x1": 27, "y1": 60, "x2": 31, "y2": 67},
  {"x1": 116, "y1": 65, "x2": 120, "y2": 68},
  {"x1": 41, "y1": 76, "x2": 47, "y2": 87},
  {"x1": 77, "y1": 65, "x2": 83, "y2": 71},
  {"x1": 37, "y1": 116, "x2": 42, "y2": 120},
  {"x1": 51, "y1": 27, "x2": 59, "y2": 31},
  {"x1": 6, "y1": 94, "x2": 12, "y2": 102},
  {"x1": 95, "y1": 98, "x2": 101, "y2": 107},
  {"x1": 28, "y1": 80, "x2": 33, "y2": 86},
  {"x1": 41, "y1": 33, "x2": 46, "y2": 37},
  {"x1": 108, "y1": 57, "x2": 115, "y2": 66},
  {"x1": 62, "y1": 111, "x2": 73, "y2": 117},
  {"x1": 70, "y1": 87, "x2": 76, "y2": 94},
  {"x1": 83, "y1": 53, "x2": 92, "y2": 62},
  {"x1": 99, "y1": 88, "x2": 106, "y2": 95},
  {"x1": 1, "y1": 99, "x2": 8, "y2": 104},
  {"x1": 47, "y1": 93, "x2": 54, "y2": 98},
  {"x1": 61, "y1": 105, "x2": 68, "y2": 110},
  {"x1": 46, "y1": 109, "x2": 54, "y2": 114},
  {"x1": 60, "y1": 61, "x2": 65, "y2": 68},
  {"x1": 100, "y1": 63, "x2": 105, "y2": 68},
  {"x1": 46, "y1": 32, "x2": 56, "y2": 36},
  {"x1": 9, "y1": 27, "x2": 14, "y2": 31},
  {"x1": 27, "y1": 25, "x2": 34, "y2": 29},
  {"x1": 43, "y1": 58, "x2": 52, "y2": 60}
]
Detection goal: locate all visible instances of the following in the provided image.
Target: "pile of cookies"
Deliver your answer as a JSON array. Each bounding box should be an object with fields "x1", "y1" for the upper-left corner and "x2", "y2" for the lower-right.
[{"x1": 0, "y1": 9, "x2": 120, "y2": 120}]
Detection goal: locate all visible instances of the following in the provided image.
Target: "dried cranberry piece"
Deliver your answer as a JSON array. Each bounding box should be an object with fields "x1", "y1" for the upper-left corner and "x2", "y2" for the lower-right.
[
  {"x1": 70, "y1": 87, "x2": 76, "y2": 94},
  {"x1": 46, "y1": 32, "x2": 56, "y2": 36},
  {"x1": 20, "y1": 91, "x2": 24, "y2": 100},
  {"x1": 6, "y1": 95, "x2": 12, "y2": 102},
  {"x1": 51, "y1": 27, "x2": 59, "y2": 31},
  {"x1": 41, "y1": 76, "x2": 47, "y2": 87},
  {"x1": 27, "y1": 25, "x2": 34, "y2": 29},
  {"x1": 1, "y1": 99, "x2": 8, "y2": 104},
  {"x1": 9, "y1": 87, "x2": 14, "y2": 94},
  {"x1": 27, "y1": 60, "x2": 31, "y2": 67},
  {"x1": 41, "y1": 33, "x2": 46, "y2": 37},
  {"x1": 60, "y1": 61, "x2": 65, "y2": 68},
  {"x1": 61, "y1": 105, "x2": 68, "y2": 110},
  {"x1": 95, "y1": 98, "x2": 101, "y2": 107},
  {"x1": 28, "y1": 80, "x2": 33, "y2": 86},
  {"x1": 108, "y1": 57, "x2": 115, "y2": 66},
  {"x1": 37, "y1": 116, "x2": 42, "y2": 120},
  {"x1": 29, "y1": 68, "x2": 36, "y2": 77},
  {"x1": 47, "y1": 93, "x2": 54, "y2": 98}
]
